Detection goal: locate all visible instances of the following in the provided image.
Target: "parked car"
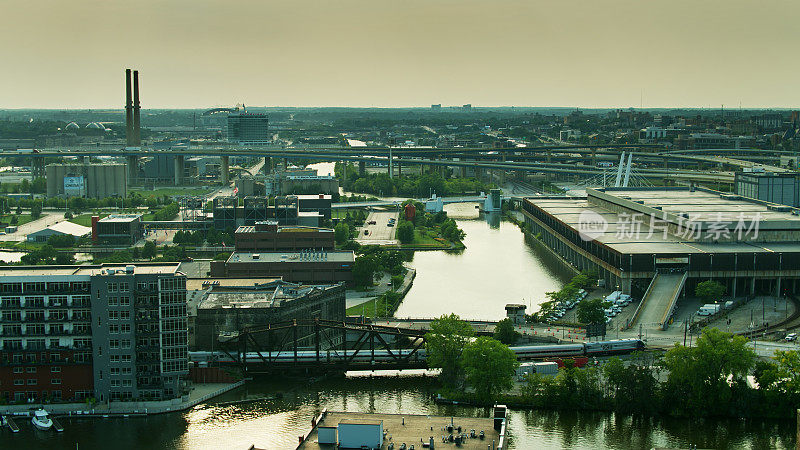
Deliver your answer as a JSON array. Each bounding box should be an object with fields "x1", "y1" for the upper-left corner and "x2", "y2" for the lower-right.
[{"x1": 786, "y1": 333, "x2": 797, "y2": 342}]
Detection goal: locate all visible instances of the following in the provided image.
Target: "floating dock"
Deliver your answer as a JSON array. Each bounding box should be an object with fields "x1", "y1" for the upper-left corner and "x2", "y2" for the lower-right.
[
  {"x1": 5, "y1": 416, "x2": 20, "y2": 433},
  {"x1": 52, "y1": 417, "x2": 65, "y2": 432}
]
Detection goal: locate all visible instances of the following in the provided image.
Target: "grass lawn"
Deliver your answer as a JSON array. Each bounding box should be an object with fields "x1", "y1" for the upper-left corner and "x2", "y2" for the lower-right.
[
  {"x1": 69, "y1": 213, "x2": 108, "y2": 227},
  {"x1": 400, "y1": 229, "x2": 450, "y2": 248},
  {"x1": 0, "y1": 214, "x2": 33, "y2": 227}
]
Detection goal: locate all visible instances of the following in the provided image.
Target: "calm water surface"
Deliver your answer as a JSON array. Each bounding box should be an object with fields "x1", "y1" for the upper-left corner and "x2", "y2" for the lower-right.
[
  {"x1": 4, "y1": 375, "x2": 793, "y2": 449},
  {"x1": 396, "y1": 219, "x2": 571, "y2": 320},
  {"x1": 2, "y1": 214, "x2": 793, "y2": 449}
]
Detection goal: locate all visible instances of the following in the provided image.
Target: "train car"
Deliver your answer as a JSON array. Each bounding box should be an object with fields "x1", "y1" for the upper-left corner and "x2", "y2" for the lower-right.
[
  {"x1": 584, "y1": 339, "x2": 645, "y2": 356},
  {"x1": 512, "y1": 344, "x2": 585, "y2": 360}
]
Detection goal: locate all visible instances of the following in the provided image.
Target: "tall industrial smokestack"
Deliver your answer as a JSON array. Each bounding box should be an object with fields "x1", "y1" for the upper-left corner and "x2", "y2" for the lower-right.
[
  {"x1": 125, "y1": 69, "x2": 134, "y2": 146},
  {"x1": 132, "y1": 70, "x2": 141, "y2": 146}
]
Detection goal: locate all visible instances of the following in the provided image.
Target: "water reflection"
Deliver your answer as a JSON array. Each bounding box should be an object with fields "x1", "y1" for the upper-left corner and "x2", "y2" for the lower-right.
[
  {"x1": 484, "y1": 211, "x2": 502, "y2": 229},
  {"x1": 3, "y1": 375, "x2": 795, "y2": 449},
  {"x1": 396, "y1": 219, "x2": 572, "y2": 320}
]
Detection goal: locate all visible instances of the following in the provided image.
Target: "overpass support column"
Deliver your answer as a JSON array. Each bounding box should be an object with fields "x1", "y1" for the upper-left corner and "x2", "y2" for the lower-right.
[
  {"x1": 388, "y1": 148, "x2": 394, "y2": 179},
  {"x1": 220, "y1": 155, "x2": 229, "y2": 185},
  {"x1": 263, "y1": 157, "x2": 271, "y2": 175},
  {"x1": 31, "y1": 158, "x2": 44, "y2": 178},
  {"x1": 460, "y1": 166, "x2": 466, "y2": 178},
  {"x1": 397, "y1": 161, "x2": 402, "y2": 176},
  {"x1": 358, "y1": 161, "x2": 366, "y2": 176},
  {"x1": 174, "y1": 155, "x2": 185, "y2": 186},
  {"x1": 127, "y1": 156, "x2": 138, "y2": 183}
]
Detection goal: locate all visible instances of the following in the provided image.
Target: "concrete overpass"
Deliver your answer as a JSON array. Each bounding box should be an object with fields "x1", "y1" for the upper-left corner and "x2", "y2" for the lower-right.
[{"x1": 22, "y1": 144, "x2": 756, "y2": 186}]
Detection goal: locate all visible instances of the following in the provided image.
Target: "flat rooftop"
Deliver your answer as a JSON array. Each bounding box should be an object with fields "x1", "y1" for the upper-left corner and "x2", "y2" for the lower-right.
[
  {"x1": 228, "y1": 251, "x2": 354, "y2": 263},
  {"x1": 599, "y1": 188, "x2": 800, "y2": 225},
  {"x1": 0, "y1": 263, "x2": 181, "y2": 277},
  {"x1": 185, "y1": 277, "x2": 281, "y2": 291},
  {"x1": 297, "y1": 411, "x2": 501, "y2": 450},
  {"x1": 98, "y1": 214, "x2": 142, "y2": 223},
  {"x1": 198, "y1": 281, "x2": 341, "y2": 310},
  {"x1": 525, "y1": 187, "x2": 800, "y2": 256},
  {"x1": 235, "y1": 225, "x2": 333, "y2": 233}
]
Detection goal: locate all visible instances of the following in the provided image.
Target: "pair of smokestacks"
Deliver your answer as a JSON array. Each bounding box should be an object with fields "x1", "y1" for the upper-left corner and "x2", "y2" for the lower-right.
[{"x1": 124, "y1": 69, "x2": 141, "y2": 146}]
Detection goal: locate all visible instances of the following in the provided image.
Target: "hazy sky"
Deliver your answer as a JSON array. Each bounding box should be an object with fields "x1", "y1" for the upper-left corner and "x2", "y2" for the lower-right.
[{"x1": 1, "y1": 0, "x2": 798, "y2": 109}]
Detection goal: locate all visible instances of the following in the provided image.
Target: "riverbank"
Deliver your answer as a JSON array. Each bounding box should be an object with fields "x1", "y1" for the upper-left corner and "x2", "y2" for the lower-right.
[
  {"x1": 346, "y1": 267, "x2": 416, "y2": 317},
  {"x1": 0, "y1": 381, "x2": 244, "y2": 418}
]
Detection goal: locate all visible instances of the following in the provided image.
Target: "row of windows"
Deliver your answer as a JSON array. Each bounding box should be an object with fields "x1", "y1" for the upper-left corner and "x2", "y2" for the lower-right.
[
  {"x1": 110, "y1": 379, "x2": 133, "y2": 387},
  {"x1": 161, "y1": 347, "x2": 187, "y2": 361},
  {"x1": 0, "y1": 282, "x2": 91, "y2": 293},
  {"x1": 12, "y1": 378, "x2": 60, "y2": 386},
  {"x1": 162, "y1": 360, "x2": 187, "y2": 373},
  {"x1": 108, "y1": 311, "x2": 131, "y2": 320},
  {"x1": 137, "y1": 281, "x2": 159, "y2": 291},
  {"x1": 107, "y1": 282, "x2": 130, "y2": 293},
  {"x1": 109, "y1": 367, "x2": 132, "y2": 376},
  {"x1": 160, "y1": 291, "x2": 186, "y2": 305},
  {"x1": 159, "y1": 277, "x2": 186, "y2": 291},
  {"x1": 109, "y1": 354, "x2": 133, "y2": 363},
  {"x1": 109, "y1": 339, "x2": 132, "y2": 349},
  {"x1": 160, "y1": 305, "x2": 186, "y2": 319},
  {"x1": 108, "y1": 297, "x2": 131, "y2": 307},
  {"x1": 108, "y1": 324, "x2": 131, "y2": 334}
]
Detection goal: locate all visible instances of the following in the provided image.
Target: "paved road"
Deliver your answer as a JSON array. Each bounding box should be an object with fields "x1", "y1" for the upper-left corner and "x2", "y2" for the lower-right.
[
  {"x1": 356, "y1": 211, "x2": 399, "y2": 245},
  {"x1": 747, "y1": 340, "x2": 800, "y2": 358},
  {"x1": 0, "y1": 212, "x2": 63, "y2": 242},
  {"x1": 635, "y1": 273, "x2": 685, "y2": 330}
]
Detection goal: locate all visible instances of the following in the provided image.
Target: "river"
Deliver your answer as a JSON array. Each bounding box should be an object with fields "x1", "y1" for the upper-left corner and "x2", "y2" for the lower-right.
[
  {"x1": 395, "y1": 218, "x2": 572, "y2": 321},
  {"x1": 4, "y1": 374, "x2": 793, "y2": 449}
]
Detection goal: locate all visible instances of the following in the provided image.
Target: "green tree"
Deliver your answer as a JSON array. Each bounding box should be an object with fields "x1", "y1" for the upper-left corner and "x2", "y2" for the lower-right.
[
  {"x1": 603, "y1": 354, "x2": 660, "y2": 413},
  {"x1": 30, "y1": 202, "x2": 42, "y2": 220},
  {"x1": 142, "y1": 241, "x2": 157, "y2": 260},
  {"x1": 47, "y1": 234, "x2": 75, "y2": 248},
  {"x1": 577, "y1": 298, "x2": 608, "y2": 324},
  {"x1": 695, "y1": 280, "x2": 726, "y2": 301},
  {"x1": 493, "y1": 318, "x2": 519, "y2": 345},
  {"x1": 352, "y1": 254, "x2": 376, "y2": 287},
  {"x1": 425, "y1": 314, "x2": 475, "y2": 389},
  {"x1": 662, "y1": 328, "x2": 755, "y2": 416},
  {"x1": 55, "y1": 252, "x2": 75, "y2": 265},
  {"x1": 334, "y1": 222, "x2": 350, "y2": 245},
  {"x1": 396, "y1": 220, "x2": 415, "y2": 244},
  {"x1": 462, "y1": 337, "x2": 518, "y2": 403}
]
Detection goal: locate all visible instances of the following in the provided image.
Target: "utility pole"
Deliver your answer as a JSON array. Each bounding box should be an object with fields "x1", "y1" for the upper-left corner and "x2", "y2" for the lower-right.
[{"x1": 683, "y1": 318, "x2": 687, "y2": 346}]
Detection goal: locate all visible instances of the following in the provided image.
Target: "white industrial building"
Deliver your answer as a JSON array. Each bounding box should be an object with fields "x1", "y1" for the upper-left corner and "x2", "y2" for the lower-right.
[{"x1": 27, "y1": 221, "x2": 92, "y2": 243}]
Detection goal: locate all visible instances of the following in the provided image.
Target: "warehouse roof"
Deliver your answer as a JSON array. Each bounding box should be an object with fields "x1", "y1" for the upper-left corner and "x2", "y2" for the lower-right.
[
  {"x1": 28, "y1": 221, "x2": 91, "y2": 238},
  {"x1": 228, "y1": 251, "x2": 354, "y2": 263}
]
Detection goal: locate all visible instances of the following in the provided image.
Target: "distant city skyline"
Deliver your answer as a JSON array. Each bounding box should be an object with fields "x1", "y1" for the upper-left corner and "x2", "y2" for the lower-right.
[{"x1": 1, "y1": 0, "x2": 799, "y2": 109}]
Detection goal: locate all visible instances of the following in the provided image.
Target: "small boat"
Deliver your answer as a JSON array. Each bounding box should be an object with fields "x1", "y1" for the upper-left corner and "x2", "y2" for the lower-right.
[{"x1": 31, "y1": 409, "x2": 53, "y2": 431}]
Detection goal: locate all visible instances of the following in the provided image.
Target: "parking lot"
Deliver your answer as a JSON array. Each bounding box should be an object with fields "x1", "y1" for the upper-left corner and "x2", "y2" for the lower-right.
[{"x1": 356, "y1": 210, "x2": 399, "y2": 245}]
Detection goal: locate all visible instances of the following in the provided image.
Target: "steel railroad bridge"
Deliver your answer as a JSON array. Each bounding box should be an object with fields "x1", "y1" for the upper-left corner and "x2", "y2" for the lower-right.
[{"x1": 214, "y1": 319, "x2": 431, "y2": 373}]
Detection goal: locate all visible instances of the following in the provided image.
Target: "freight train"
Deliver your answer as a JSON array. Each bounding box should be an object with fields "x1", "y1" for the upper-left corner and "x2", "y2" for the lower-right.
[{"x1": 189, "y1": 339, "x2": 645, "y2": 365}]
